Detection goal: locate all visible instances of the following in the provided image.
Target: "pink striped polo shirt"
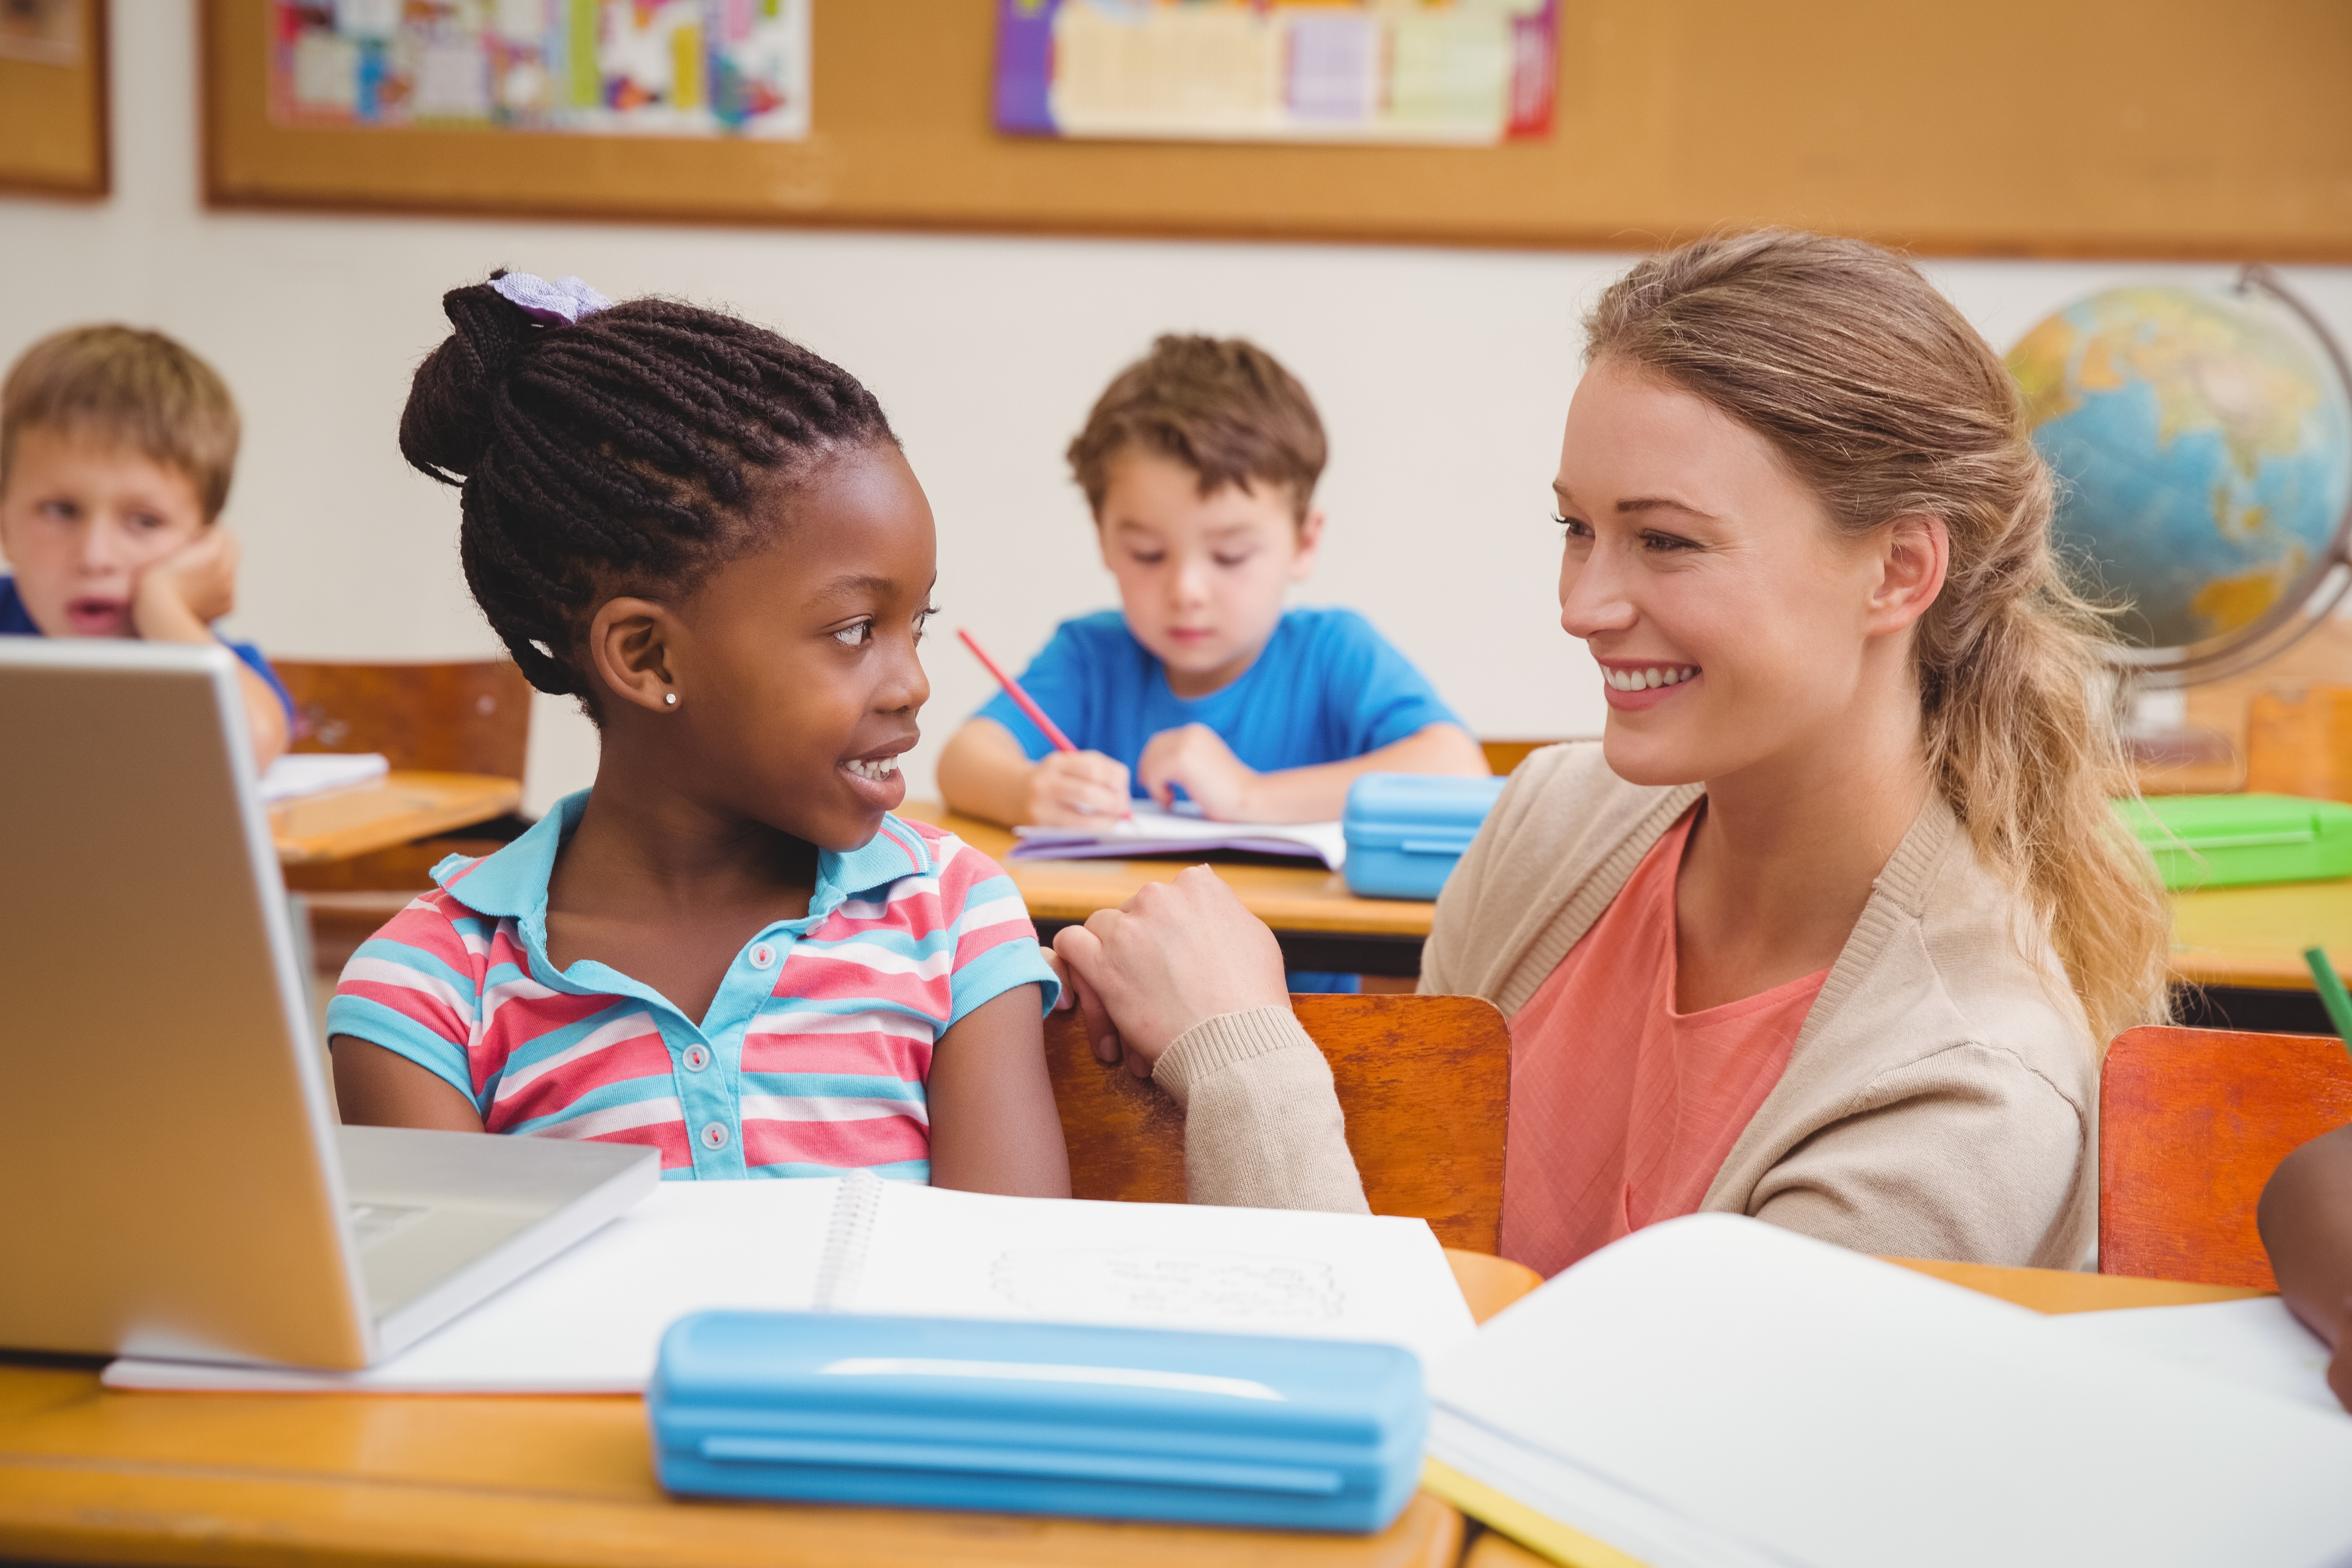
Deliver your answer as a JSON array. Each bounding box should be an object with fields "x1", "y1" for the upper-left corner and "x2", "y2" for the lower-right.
[{"x1": 324, "y1": 792, "x2": 1058, "y2": 1181}]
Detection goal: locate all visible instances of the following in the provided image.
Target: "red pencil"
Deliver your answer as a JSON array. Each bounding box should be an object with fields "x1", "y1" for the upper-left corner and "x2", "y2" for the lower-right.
[{"x1": 957, "y1": 627, "x2": 1078, "y2": 753}]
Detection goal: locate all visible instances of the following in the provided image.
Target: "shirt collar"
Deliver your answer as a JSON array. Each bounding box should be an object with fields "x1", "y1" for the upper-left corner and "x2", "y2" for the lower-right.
[{"x1": 432, "y1": 789, "x2": 936, "y2": 932}]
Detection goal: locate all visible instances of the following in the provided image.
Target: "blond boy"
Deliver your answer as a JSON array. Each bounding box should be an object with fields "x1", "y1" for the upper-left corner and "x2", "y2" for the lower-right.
[{"x1": 0, "y1": 326, "x2": 289, "y2": 765}]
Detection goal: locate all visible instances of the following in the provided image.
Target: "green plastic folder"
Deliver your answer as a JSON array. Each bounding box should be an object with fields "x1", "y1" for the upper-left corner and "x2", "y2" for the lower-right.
[{"x1": 2113, "y1": 793, "x2": 2352, "y2": 891}]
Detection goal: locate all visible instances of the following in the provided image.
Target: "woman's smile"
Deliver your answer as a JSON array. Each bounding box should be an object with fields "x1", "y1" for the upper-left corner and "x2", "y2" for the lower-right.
[{"x1": 1597, "y1": 657, "x2": 1702, "y2": 710}]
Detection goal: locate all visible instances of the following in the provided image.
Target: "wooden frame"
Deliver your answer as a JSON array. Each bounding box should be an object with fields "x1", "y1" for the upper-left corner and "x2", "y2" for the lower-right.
[
  {"x1": 203, "y1": 0, "x2": 2352, "y2": 260},
  {"x1": 0, "y1": 0, "x2": 107, "y2": 199}
]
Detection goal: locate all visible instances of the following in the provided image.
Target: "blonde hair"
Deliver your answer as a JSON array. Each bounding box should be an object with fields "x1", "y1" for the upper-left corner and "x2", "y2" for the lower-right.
[
  {"x1": 1585, "y1": 230, "x2": 2167, "y2": 1049},
  {"x1": 0, "y1": 325, "x2": 241, "y2": 520}
]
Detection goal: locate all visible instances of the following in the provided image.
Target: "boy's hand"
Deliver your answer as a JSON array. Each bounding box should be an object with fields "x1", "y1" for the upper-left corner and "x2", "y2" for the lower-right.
[
  {"x1": 132, "y1": 525, "x2": 240, "y2": 638},
  {"x1": 1027, "y1": 749, "x2": 1132, "y2": 826},
  {"x1": 1138, "y1": 724, "x2": 1258, "y2": 820}
]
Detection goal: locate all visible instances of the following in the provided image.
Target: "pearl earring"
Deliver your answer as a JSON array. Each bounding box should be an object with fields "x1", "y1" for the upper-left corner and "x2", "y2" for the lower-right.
[{"x1": 664, "y1": 693, "x2": 677, "y2": 706}]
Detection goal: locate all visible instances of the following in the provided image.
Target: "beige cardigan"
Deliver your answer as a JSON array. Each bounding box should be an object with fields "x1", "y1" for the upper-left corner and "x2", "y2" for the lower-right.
[{"x1": 1154, "y1": 742, "x2": 2100, "y2": 1270}]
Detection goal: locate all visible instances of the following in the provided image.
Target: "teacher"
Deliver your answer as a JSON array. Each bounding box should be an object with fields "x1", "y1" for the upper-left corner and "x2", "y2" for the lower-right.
[{"x1": 1051, "y1": 230, "x2": 2171, "y2": 1273}]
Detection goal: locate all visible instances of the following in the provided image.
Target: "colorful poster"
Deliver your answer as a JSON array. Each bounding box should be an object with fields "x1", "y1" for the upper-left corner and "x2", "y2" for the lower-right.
[
  {"x1": 995, "y1": 0, "x2": 1557, "y2": 146},
  {"x1": 269, "y1": 0, "x2": 809, "y2": 139}
]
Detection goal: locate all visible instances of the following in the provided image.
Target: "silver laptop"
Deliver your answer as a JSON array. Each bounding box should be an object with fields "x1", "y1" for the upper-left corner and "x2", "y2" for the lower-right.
[{"x1": 0, "y1": 638, "x2": 657, "y2": 1370}]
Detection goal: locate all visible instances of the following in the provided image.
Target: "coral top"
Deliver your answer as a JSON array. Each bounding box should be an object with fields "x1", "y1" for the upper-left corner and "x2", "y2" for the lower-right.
[{"x1": 1499, "y1": 808, "x2": 1829, "y2": 1277}]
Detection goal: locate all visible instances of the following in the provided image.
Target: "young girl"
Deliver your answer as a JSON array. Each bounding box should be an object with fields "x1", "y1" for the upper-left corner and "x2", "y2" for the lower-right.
[
  {"x1": 1055, "y1": 231, "x2": 2172, "y2": 1270},
  {"x1": 327, "y1": 272, "x2": 1069, "y2": 1197}
]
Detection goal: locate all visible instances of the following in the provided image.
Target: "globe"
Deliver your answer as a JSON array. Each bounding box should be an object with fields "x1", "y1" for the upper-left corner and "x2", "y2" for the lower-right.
[{"x1": 2008, "y1": 276, "x2": 2352, "y2": 671}]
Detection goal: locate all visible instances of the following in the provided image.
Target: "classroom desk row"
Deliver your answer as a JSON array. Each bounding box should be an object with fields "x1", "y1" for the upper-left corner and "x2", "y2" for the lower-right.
[
  {"x1": 899, "y1": 801, "x2": 2352, "y2": 1010},
  {"x1": 0, "y1": 1255, "x2": 2264, "y2": 1568},
  {"x1": 272, "y1": 783, "x2": 2352, "y2": 1025}
]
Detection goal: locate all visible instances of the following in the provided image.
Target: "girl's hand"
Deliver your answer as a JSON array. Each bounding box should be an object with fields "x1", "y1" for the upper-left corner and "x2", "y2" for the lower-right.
[
  {"x1": 133, "y1": 525, "x2": 240, "y2": 637},
  {"x1": 1137, "y1": 724, "x2": 1258, "y2": 820},
  {"x1": 1051, "y1": 866, "x2": 1290, "y2": 1077},
  {"x1": 1027, "y1": 749, "x2": 1132, "y2": 826}
]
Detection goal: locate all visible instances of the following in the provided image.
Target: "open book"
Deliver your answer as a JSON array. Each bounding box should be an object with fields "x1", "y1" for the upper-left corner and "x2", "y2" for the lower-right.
[
  {"x1": 1423, "y1": 1215, "x2": 2352, "y2": 1568},
  {"x1": 1011, "y1": 806, "x2": 1347, "y2": 869},
  {"x1": 105, "y1": 1176, "x2": 1472, "y2": 1393}
]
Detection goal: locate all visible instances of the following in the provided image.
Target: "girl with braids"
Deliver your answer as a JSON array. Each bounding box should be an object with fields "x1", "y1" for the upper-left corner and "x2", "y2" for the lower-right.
[
  {"x1": 1052, "y1": 231, "x2": 2171, "y2": 1271},
  {"x1": 325, "y1": 272, "x2": 1069, "y2": 1196}
]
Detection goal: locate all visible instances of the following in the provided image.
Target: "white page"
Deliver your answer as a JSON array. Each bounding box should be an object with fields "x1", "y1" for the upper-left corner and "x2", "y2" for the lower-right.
[
  {"x1": 1429, "y1": 1214, "x2": 2352, "y2": 1568},
  {"x1": 2046, "y1": 1296, "x2": 2345, "y2": 1417},
  {"x1": 1012, "y1": 807, "x2": 1347, "y2": 869},
  {"x1": 105, "y1": 1181, "x2": 839, "y2": 1392},
  {"x1": 259, "y1": 752, "x2": 391, "y2": 803},
  {"x1": 846, "y1": 1184, "x2": 1477, "y2": 1365}
]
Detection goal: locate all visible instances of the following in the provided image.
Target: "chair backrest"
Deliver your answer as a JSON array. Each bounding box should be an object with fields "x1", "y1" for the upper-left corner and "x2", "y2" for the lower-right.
[
  {"x1": 2101, "y1": 1024, "x2": 2352, "y2": 1287},
  {"x1": 1046, "y1": 993, "x2": 1510, "y2": 1252},
  {"x1": 273, "y1": 661, "x2": 532, "y2": 779},
  {"x1": 1480, "y1": 739, "x2": 1559, "y2": 777}
]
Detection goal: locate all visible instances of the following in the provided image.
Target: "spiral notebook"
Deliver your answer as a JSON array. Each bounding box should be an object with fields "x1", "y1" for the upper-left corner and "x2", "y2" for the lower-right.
[
  {"x1": 1011, "y1": 806, "x2": 1347, "y2": 869},
  {"x1": 105, "y1": 1176, "x2": 1474, "y2": 1392}
]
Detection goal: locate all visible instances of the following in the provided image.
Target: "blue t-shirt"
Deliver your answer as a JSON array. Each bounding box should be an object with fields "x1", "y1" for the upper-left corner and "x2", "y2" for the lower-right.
[
  {"x1": 0, "y1": 574, "x2": 295, "y2": 721},
  {"x1": 976, "y1": 606, "x2": 1462, "y2": 788}
]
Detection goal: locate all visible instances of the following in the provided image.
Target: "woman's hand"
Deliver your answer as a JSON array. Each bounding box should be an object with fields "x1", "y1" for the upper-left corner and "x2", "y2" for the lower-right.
[
  {"x1": 1027, "y1": 748, "x2": 1133, "y2": 826},
  {"x1": 1050, "y1": 866, "x2": 1290, "y2": 1077},
  {"x1": 1137, "y1": 724, "x2": 1259, "y2": 820}
]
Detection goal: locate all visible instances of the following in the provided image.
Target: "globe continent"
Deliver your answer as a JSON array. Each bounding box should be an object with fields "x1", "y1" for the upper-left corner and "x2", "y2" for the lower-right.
[{"x1": 2008, "y1": 285, "x2": 2352, "y2": 652}]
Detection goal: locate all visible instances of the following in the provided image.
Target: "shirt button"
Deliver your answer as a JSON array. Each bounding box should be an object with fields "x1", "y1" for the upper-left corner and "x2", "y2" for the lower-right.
[
  {"x1": 682, "y1": 1043, "x2": 711, "y2": 1073},
  {"x1": 749, "y1": 943, "x2": 777, "y2": 970},
  {"x1": 700, "y1": 1121, "x2": 730, "y2": 1151}
]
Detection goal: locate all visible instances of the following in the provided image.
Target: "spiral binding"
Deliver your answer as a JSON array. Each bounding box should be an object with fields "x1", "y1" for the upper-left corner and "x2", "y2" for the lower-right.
[{"x1": 811, "y1": 1169, "x2": 886, "y2": 1312}]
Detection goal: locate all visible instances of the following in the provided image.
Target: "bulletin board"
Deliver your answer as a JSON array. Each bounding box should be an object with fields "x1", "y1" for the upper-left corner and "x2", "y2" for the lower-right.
[
  {"x1": 0, "y1": 0, "x2": 107, "y2": 199},
  {"x1": 203, "y1": 0, "x2": 2352, "y2": 261}
]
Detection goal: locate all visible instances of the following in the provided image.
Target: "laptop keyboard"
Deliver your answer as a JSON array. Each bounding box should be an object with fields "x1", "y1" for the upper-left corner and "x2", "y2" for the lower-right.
[{"x1": 347, "y1": 1203, "x2": 428, "y2": 1250}]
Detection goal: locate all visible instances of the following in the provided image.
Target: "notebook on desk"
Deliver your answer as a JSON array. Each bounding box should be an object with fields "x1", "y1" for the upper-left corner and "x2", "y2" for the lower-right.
[
  {"x1": 107, "y1": 1175, "x2": 1476, "y2": 1393},
  {"x1": 1012, "y1": 806, "x2": 1347, "y2": 869}
]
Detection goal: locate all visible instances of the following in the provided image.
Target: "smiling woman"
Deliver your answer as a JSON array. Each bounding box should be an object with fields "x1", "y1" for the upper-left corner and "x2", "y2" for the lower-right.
[
  {"x1": 1052, "y1": 231, "x2": 2174, "y2": 1275},
  {"x1": 323, "y1": 272, "x2": 1071, "y2": 1200}
]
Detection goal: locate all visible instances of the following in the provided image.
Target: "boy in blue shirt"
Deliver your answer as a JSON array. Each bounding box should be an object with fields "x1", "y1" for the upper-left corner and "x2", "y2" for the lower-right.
[
  {"x1": 0, "y1": 325, "x2": 291, "y2": 767},
  {"x1": 938, "y1": 332, "x2": 1485, "y2": 829}
]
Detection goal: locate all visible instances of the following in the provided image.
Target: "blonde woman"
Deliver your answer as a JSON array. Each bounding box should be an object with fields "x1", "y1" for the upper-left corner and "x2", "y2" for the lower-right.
[{"x1": 1051, "y1": 231, "x2": 2170, "y2": 1272}]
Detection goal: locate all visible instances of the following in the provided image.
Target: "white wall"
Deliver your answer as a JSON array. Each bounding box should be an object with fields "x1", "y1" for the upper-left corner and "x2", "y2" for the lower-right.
[{"x1": 9, "y1": 7, "x2": 2352, "y2": 813}]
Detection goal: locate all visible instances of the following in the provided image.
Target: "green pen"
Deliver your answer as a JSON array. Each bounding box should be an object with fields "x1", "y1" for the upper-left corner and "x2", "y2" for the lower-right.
[{"x1": 2299, "y1": 947, "x2": 2352, "y2": 1054}]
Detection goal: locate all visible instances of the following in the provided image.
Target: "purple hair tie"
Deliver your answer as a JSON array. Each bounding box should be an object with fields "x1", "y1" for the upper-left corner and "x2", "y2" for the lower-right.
[{"x1": 490, "y1": 272, "x2": 612, "y2": 326}]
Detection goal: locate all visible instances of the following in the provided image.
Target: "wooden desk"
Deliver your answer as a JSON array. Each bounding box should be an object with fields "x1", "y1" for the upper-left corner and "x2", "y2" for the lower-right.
[
  {"x1": 899, "y1": 802, "x2": 1433, "y2": 977},
  {"x1": 273, "y1": 771, "x2": 523, "y2": 866},
  {"x1": 2169, "y1": 877, "x2": 2352, "y2": 991},
  {"x1": 0, "y1": 1252, "x2": 1534, "y2": 1568}
]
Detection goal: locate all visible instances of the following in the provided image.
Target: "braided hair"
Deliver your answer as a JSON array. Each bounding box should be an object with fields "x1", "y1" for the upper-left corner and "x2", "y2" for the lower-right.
[{"x1": 400, "y1": 273, "x2": 895, "y2": 708}]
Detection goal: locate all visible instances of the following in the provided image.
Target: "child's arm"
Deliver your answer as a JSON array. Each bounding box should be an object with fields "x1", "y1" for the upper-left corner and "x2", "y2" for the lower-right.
[
  {"x1": 937, "y1": 716, "x2": 1131, "y2": 828},
  {"x1": 2258, "y1": 1122, "x2": 2352, "y2": 1412},
  {"x1": 133, "y1": 526, "x2": 290, "y2": 768},
  {"x1": 923, "y1": 984, "x2": 1072, "y2": 1197},
  {"x1": 1137, "y1": 721, "x2": 1487, "y2": 823},
  {"x1": 330, "y1": 1034, "x2": 489, "y2": 1134}
]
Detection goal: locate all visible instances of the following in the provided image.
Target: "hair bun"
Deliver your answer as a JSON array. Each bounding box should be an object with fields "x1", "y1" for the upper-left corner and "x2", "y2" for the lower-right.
[{"x1": 399, "y1": 276, "x2": 531, "y2": 484}]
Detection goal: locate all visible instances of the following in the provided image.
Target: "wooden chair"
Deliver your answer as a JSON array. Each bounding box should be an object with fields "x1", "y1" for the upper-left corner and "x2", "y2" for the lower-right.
[
  {"x1": 274, "y1": 660, "x2": 534, "y2": 902},
  {"x1": 2100, "y1": 1024, "x2": 2352, "y2": 1287},
  {"x1": 275, "y1": 659, "x2": 533, "y2": 777},
  {"x1": 1046, "y1": 993, "x2": 1510, "y2": 1252}
]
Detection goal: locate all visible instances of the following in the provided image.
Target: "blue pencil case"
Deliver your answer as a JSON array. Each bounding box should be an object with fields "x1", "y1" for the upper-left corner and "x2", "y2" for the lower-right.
[
  {"x1": 648, "y1": 1311, "x2": 1426, "y2": 1532},
  {"x1": 1343, "y1": 774, "x2": 1509, "y2": 900}
]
